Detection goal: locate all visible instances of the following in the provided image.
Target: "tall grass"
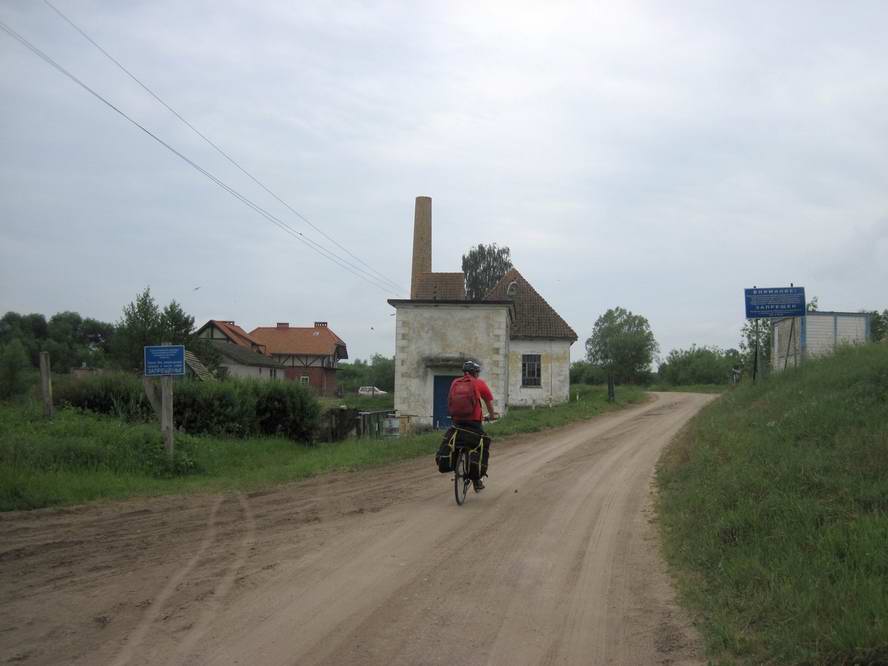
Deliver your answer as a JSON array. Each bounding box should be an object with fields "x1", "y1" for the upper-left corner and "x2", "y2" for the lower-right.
[
  {"x1": 1, "y1": 385, "x2": 643, "y2": 511},
  {"x1": 657, "y1": 344, "x2": 888, "y2": 664}
]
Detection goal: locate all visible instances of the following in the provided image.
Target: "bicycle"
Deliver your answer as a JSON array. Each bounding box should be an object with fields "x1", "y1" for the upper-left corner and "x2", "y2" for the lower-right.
[
  {"x1": 453, "y1": 443, "x2": 475, "y2": 506},
  {"x1": 450, "y1": 424, "x2": 492, "y2": 506}
]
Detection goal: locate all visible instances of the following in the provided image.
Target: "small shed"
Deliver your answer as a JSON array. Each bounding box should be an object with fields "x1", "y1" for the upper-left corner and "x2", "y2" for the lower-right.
[{"x1": 771, "y1": 311, "x2": 871, "y2": 371}]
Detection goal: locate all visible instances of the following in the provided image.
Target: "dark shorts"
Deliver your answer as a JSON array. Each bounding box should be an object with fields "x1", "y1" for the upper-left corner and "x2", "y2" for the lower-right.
[{"x1": 452, "y1": 420, "x2": 486, "y2": 438}]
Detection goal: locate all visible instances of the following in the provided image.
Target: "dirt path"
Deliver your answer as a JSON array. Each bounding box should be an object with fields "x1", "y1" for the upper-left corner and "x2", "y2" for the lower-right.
[{"x1": 1, "y1": 392, "x2": 713, "y2": 665}]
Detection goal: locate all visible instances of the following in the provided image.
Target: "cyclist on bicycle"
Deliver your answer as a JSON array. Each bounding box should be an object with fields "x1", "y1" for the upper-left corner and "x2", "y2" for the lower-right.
[{"x1": 448, "y1": 360, "x2": 498, "y2": 491}]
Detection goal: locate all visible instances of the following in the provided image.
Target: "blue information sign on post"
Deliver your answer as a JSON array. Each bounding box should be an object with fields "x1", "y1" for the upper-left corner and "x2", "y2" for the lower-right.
[
  {"x1": 144, "y1": 345, "x2": 186, "y2": 376},
  {"x1": 744, "y1": 287, "x2": 806, "y2": 319}
]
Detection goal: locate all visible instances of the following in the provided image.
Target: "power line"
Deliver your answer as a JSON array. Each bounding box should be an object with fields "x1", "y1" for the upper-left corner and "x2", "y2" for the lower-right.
[
  {"x1": 42, "y1": 0, "x2": 405, "y2": 294},
  {"x1": 0, "y1": 19, "x2": 400, "y2": 295}
]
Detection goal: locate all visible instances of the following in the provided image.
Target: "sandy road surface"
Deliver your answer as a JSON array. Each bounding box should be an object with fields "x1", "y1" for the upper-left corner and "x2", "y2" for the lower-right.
[{"x1": 1, "y1": 392, "x2": 713, "y2": 665}]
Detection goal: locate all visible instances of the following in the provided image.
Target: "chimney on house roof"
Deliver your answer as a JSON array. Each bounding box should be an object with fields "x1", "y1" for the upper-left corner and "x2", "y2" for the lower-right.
[
  {"x1": 410, "y1": 196, "x2": 432, "y2": 299},
  {"x1": 314, "y1": 321, "x2": 328, "y2": 327},
  {"x1": 276, "y1": 322, "x2": 289, "y2": 329}
]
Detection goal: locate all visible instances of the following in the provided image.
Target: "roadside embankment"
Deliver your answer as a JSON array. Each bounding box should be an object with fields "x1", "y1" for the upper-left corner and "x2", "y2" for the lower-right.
[{"x1": 657, "y1": 344, "x2": 888, "y2": 664}]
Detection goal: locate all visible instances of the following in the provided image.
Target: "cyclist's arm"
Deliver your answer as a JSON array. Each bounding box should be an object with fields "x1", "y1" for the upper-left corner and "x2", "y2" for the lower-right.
[
  {"x1": 477, "y1": 380, "x2": 497, "y2": 420},
  {"x1": 483, "y1": 397, "x2": 496, "y2": 420}
]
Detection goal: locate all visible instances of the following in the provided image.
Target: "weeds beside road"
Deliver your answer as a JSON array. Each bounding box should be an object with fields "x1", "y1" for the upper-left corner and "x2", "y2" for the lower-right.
[
  {"x1": 1, "y1": 384, "x2": 644, "y2": 511},
  {"x1": 657, "y1": 344, "x2": 888, "y2": 665}
]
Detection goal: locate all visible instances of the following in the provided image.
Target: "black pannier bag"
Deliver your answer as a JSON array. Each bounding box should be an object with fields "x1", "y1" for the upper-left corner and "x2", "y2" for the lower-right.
[
  {"x1": 467, "y1": 435, "x2": 490, "y2": 480},
  {"x1": 435, "y1": 428, "x2": 457, "y2": 473},
  {"x1": 436, "y1": 427, "x2": 490, "y2": 478}
]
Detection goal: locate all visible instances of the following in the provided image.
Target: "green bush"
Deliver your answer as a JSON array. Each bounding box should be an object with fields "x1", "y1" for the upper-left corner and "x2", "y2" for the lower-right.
[
  {"x1": 54, "y1": 372, "x2": 151, "y2": 420},
  {"x1": 657, "y1": 345, "x2": 739, "y2": 385},
  {"x1": 254, "y1": 381, "x2": 320, "y2": 441},
  {"x1": 54, "y1": 373, "x2": 320, "y2": 442},
  {"x1": 0, "y1": 340, "x2": 32, "y2": 399}
]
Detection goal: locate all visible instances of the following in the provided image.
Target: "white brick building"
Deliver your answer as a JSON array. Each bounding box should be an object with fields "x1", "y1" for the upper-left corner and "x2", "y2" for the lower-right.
[{"x1": 389, "y1": 197, "x2": 577, "y2": 428}]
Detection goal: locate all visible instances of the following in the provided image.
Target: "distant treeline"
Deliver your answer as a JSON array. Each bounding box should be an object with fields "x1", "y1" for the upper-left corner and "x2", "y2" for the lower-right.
[
  {"x1": 0, "y1": 287, "x2": 212, "y2": 375},
  {"x1": 336, "y1": 355, "x2": 395, "y2": 394},
  {"x1": 571, "y1": 344, "x2": 741, "y2": 387},
  {"x1": 0, "y1": 288, "x2": 227, "y2": 401}
]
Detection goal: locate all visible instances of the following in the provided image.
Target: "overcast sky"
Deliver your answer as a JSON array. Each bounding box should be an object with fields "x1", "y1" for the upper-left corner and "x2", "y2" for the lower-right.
[{"x1": 2, "y1": 1, "x2": 887, "y2": 363}]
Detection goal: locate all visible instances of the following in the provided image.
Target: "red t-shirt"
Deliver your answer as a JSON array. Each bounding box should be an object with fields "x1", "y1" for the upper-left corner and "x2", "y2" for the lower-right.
[{"x1": 464, "y1": 375, "x2": 493, "y2": 422}]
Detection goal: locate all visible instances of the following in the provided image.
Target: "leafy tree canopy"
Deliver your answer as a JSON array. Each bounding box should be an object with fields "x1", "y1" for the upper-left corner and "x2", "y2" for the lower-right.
[
  {"x1": 658, "y1": 345, "x2": 741, "y2": 386},
  {"x1": 585, "y1": 307, "x2": 659, "y2": 384},
  {"x1": 461, "y1": 243, "x2": 513, "y2": 301},
  {"x1": 868, "y1": 309, "x2": 888, "y2": 342},
  {"x1": 337, "y1": 354, "x2": 395, "y2": 393},
  {"x1": 112, "y1": 288, "x2": 196, "y2": 371}
]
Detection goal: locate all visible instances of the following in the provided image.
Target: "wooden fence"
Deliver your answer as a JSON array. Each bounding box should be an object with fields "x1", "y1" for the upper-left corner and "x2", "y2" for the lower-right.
[{"x1": 319, "y1": 408, "x2": 399, "y2": 442}]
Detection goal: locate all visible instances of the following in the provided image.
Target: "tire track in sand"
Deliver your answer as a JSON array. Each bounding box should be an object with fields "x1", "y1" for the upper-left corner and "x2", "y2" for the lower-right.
[
  {"x1": 109, "y1": 496, "x2": 224, "y2": 666},
  {"x1": 174, "y1": 492, "x2": 257, "y2": 661}
]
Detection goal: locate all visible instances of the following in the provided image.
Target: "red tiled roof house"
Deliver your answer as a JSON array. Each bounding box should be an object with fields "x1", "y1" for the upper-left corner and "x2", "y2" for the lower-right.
[{"x1": 249, "y1": 322, "x2": 348, "y2": 396}]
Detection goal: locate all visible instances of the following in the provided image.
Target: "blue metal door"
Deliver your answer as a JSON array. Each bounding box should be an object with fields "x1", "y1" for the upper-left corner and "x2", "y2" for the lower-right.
[{"x1": 433, "y1": 375, "x2": 459, "y2": 429}]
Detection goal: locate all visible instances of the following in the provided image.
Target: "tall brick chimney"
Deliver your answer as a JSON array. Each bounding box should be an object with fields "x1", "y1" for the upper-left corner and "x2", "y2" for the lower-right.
[{"x1": 410, "y1": 196, "x2": 432, "y2": 299}]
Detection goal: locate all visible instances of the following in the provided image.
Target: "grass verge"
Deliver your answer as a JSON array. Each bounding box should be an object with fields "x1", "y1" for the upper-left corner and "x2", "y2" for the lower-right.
[
  {"x1": 1, "y1": 384, "x2": 644, "y2": 511},
  {"x1": 656, "y1": 343, "x2": 888, "y2": 665}
]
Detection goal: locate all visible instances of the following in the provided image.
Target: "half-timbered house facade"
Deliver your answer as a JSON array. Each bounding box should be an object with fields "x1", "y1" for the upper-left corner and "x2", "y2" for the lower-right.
[{"x1": 249, "y1": 322, "x2": 348, "y2": 396}]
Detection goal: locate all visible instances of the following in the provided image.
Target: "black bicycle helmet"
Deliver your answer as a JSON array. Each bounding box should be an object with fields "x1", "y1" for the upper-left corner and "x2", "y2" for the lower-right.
[{"x1": 463, "y1": 360, "x2": 481, "y2": 375}]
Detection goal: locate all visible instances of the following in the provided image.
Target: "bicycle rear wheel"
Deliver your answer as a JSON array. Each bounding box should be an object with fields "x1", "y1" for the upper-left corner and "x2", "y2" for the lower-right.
[{"x1": 454, "y1": 448, "x2": 470, "y2": 505}]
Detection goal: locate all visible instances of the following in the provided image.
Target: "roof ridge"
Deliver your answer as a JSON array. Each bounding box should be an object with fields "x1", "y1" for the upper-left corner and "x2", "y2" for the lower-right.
[
  {"x1": 208, "y1": 320, "x2": 265, "y2": 349},
  {"x1": 484, "y1": 268, "x2": 577, "y2": 341}
]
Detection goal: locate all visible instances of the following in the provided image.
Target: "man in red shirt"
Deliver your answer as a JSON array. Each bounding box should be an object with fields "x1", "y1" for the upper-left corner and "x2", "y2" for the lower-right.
[{"x1": 449, "y1": 360, "x2": 497, "y2": 490}]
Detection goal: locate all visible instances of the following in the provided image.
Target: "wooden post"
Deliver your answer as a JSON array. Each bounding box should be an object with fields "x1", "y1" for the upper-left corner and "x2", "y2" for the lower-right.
[
  {"x1": 160, "y1": 375, "x2": 174, "y2": 457},
  {"x1": 607, "y1": 373, "x2": 616, "y2": 403},
  {"x1": 39, "y1": 351, "x2": 53, "y2": 418},
  {"x1": 142, "y1": 377, "x2": 162, "y2": 419},
  {"x1": 784, "y1": 317, "x2": 796, "y2": 370},
  {"x1": 753, "y1": 319, "x2": 760, "y2": 384}
]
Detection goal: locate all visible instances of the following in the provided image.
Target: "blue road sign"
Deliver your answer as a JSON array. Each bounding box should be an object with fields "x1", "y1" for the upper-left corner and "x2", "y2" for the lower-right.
[
  {"x1": 144, "y1": 345, "x2": 186, "y2": 376},
  {"x1": 744, "y1": 287, "x2": 806, "y2": 319}
]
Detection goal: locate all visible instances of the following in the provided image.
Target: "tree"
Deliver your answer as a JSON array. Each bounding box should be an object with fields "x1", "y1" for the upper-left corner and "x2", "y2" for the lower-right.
[
  {"x1": 337, "y1": 355, "x2": 395, "y2": 393},
  {"x1": 869, "y1": 309, "x2": 888, "y2": 342},
  {"x1": 0, "y1": 339, "x2": 31, "y2": 399},
  {"x1": 657, "y1": 345, "x2": 739, "y2": 385},
  {"x1": 570, "y1": 360, "x2": 608, "y2": 385},
  {"x1": 461, "y1": 244, "x2": 513, "y2": 301},
  {"x1": 739, "y1": 318, "x2": 772, "y2": 378},
  {"x1": 0, "y1": 312, "x2": 48, "y2": 367},
  {"x1": 368, "y1": 354, "x2": 395, "y2": 392},
  {"x1": 111, "y1": 288, "x2": 196, "y2": 371},
  {"x1": 160, "y1": 301, "x2": 195, "y2": 345},
  {"x1": 337, "y1": 358, "x2": 371, "y2": 393},
  {"x1": 585, "y1": 307, "x2": 659, "y2": 384}
]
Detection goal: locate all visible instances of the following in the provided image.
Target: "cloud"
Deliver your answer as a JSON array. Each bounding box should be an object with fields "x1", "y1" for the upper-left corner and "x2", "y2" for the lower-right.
[{"x1": 1, "y1": 0, "x2": 887, "y2": 362}]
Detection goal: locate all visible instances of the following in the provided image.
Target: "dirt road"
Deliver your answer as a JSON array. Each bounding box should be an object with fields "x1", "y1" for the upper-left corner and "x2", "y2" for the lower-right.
[{"x1": 1, "y1": 392, "x2": 713, "y2": 665}]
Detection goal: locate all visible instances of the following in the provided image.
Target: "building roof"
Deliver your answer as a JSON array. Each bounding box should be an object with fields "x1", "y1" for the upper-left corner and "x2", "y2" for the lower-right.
[
  {"x1": 485, "y1": 268, "x2": 578, "y2": 341},
  {"x1": 249, "y1": 323, "x2": 348, "y2": 359},
  {"x1": 413, "y1": 272, "x2": 466, "y2": 300},
  {"x1": 196, "y1": 320, "x2": 267, "y2": 351},
  {"x1": 185, "y1": 350, "x2": 216, "y2": 381},
  {"x1": 210, "y1": 340, "x2": 284, "y2": 368}
]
